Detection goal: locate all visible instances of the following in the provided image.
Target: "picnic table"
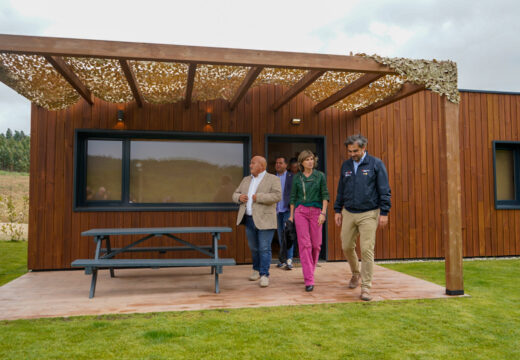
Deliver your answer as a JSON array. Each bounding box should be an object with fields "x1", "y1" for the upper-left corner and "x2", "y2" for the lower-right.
[{"x1": 71, "y1": 227, "x2": 235, "y2": 298}]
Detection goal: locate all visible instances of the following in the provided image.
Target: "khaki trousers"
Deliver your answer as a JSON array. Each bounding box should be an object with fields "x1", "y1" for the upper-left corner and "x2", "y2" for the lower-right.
[{"x1": 341, "y1": 208, "x2": 379, "y2": 290}]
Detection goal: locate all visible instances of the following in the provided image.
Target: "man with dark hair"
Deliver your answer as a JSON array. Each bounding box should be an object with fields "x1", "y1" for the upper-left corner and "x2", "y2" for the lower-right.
[
  {"x1": 288, "y1": 157, "x2": 299, "y2": 175},
  {"x1": 274, "y1": 156, "x2": 294, "y2": 269},
  {"x1": 334, "y1": 134, "x2": 391, "y2": 301}
]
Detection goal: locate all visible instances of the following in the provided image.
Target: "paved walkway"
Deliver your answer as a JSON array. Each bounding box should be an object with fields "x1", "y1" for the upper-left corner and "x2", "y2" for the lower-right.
[{"x1": 0, "y1": 262, "x2": 454, "y2": 320}]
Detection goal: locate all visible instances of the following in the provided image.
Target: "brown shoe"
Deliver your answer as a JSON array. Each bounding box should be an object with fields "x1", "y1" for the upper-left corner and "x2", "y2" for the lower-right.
[
  {"x1": 348, "y1": 274, "x2": 360, "y2": 289},
  {"x1": 360, "y1": 289, "x2": 372, "y2": 301}
]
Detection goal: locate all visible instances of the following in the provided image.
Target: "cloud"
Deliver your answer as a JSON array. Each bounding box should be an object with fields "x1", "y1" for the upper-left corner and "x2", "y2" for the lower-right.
[
  {"x1": 0, "y1": 85, "x2": 30, "y2": 134},
  {"x1": 0, "y1": 0, "x2": 519, "y2": 133},
  {"x1": 312, "y1": 0, "x2": 520, "y2": 91},
  {"x1": 0, "y1": 2, "x2": 47, "y2": 133},
  {"x1": 0, "y1": 2, "x2": 48, "y2": 35},
  {"x1": 7, "y1": 0, "x2": 357, "y2": 50}
]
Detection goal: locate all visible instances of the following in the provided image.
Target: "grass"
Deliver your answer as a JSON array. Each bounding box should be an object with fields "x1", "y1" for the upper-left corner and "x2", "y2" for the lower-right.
[
  {"x1": 0, "y1": 245, "x2": 519, "y2": 359},
  {"x1": 0, "y1": 171, "x2": 29, "y2": 240},
  {"x1": 0, "y1": 170, "x2": 29, "y2": 177},
  {"x1": 0, "y1": 171, "x2": 29, "y2": 197},
  {"x1": 0, "y1": 241, "x2": 27, "y2": 286}
]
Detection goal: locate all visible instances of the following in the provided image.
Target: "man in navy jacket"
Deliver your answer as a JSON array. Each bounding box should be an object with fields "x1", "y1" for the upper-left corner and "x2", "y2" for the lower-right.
[{"x1": 334, "y1": 134, "x2": 391, "y2": 301}]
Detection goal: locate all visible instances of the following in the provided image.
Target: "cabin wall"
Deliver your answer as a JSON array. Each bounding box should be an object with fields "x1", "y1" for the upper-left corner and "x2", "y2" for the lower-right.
[
  {"x1": 458, "y1": 91, "x2": 520, "y2": 257},
  {"x1": 27, "y1": 86, "x2": 520, "y2": 270}
]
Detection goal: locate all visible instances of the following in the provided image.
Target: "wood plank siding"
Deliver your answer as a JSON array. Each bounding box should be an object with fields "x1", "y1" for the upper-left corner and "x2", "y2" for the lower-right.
[{"x1": 28, "y1": 88, "x2": 520, "y2": 270}]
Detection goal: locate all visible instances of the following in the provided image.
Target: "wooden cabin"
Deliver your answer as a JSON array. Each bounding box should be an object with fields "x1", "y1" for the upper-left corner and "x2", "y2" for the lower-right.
[
  {"x1": 24, "y1": 87, "x2": 519, "y2": 269},
  {"x1": 6, "y1": 35, "x2": 519, "y2": 295}
]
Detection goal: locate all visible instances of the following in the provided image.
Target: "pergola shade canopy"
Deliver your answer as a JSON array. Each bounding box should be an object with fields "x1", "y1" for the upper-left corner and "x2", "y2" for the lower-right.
[
  {"x1": 2, "y1": 35, "x2": 464, "y2": 295},
  {"x1": 0, "y1": 34, "x2": 459, "y2": 113}
]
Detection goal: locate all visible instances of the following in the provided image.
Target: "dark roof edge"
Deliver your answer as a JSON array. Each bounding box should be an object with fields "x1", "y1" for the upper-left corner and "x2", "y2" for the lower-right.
[{"x1": 459, "y1": 88, "x2": 520, "y2": 96}]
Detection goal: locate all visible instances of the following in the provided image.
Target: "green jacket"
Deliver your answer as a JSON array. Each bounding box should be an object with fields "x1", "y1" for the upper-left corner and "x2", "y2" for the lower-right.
[{"x1": 290, "y1": 170, "x2": 330, "y2": 209}]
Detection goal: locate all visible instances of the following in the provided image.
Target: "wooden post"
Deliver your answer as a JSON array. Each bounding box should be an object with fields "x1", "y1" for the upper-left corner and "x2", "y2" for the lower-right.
[{"x1": 441, "y1": 96, "x2": 464, "y2": 295}]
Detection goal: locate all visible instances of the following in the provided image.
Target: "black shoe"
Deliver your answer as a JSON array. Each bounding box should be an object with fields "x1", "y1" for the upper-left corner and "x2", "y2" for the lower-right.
[{"x1": 305, "y1": 285, "x2": 314, "y2": 292}]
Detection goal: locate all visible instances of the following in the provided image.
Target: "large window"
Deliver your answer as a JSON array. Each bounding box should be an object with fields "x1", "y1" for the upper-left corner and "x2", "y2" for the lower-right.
[
  {"x1": 86, "y1": 140, "x2": 123, "y2": 201},
  {"x1": 75, "y1": 130, "x2": 250, "y2": 211},
  {"x1": 493, "y1": 141, "x2": 520, "y2": 209}
]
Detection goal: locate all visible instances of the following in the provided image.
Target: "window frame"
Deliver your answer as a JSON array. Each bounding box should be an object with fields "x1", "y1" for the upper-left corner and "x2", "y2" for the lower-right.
[
  {"x1": 493, "y1": 140, "x2": 520, "y2": 209},
  {"x1": 73, "y1": 129, "x2": 251, "y2": 212}
]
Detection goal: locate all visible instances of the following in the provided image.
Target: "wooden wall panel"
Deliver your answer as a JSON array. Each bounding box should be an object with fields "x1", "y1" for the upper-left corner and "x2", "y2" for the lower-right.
[
  {"x1": 458, "y1": 92, "x2": 520, "y2": 257},
  {"x1": 28, "y1": 87, "x2": 520, "y2": 270}
]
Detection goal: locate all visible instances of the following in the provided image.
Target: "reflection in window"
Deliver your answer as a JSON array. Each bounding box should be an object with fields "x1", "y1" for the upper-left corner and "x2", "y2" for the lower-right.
[
  {"x1": 75, "y1": 131, "x2": 249, "y2": 210},
  {"x1": 129, "y1": 140, "x2": 243, "y2": 203},
  {"x1": 496, "y1": 149, "x2": 515, "y2": 201},
  {"x1": 86, "y1": 140, "x2": 122, "y2": 201}
]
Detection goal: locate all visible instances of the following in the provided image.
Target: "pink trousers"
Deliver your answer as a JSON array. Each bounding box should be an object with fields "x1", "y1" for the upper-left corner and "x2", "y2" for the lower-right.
[{"x1": 294, "y1": 205, "x2": 323, "y2": 286}]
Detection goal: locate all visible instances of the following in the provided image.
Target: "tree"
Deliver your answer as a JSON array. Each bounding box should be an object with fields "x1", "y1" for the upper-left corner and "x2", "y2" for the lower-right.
[{"x1": 0, "y1": 129, "x2": 30, "y2": 172}]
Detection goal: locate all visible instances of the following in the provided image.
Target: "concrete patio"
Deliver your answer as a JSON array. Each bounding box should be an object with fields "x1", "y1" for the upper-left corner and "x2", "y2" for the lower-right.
[{"x1": 0, "y1": 262, "x2": 454, "y2": 321}]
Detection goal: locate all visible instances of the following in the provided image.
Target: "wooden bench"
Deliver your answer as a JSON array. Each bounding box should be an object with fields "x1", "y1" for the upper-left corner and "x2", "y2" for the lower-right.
[
  {"x1": 99, "y1": 245, "x2": 227, "y2": 254},
  {"x1": 72, "y1": 226, "x2": 234, "y2": 298},
  {"x1": 72, "y1": 258, "x2": 236, "y2": 271},
  {"x1": 72, "y1": 258, "x2": 236, "y2": 298}
]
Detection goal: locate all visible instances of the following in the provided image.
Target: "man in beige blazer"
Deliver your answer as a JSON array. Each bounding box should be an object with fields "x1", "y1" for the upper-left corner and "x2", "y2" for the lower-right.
[{"x1": 233, "y1": 156, "x2": 282, "y2": 287}]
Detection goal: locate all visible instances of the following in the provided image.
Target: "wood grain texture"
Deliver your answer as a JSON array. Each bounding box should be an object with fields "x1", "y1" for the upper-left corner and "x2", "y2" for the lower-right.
[
  {"x1": 0, "y1": 34, "x2": 395, "y2": 74},
  {"x1": 119, "y1": 59, "x2": 144, "y2": 107},
  {"x1": 28, "y1": 88, "x2": 520, "y2": 270},
  {"x1": 44, "y1": 56, "x2": 93, "y2": 105},
  {"x1": 441, "y1": 98, "x2": 463, "y2": 292}
]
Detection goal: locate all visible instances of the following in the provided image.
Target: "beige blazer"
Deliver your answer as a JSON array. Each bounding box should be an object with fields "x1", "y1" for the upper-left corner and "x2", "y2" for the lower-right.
[{"x1": 232, "y1": 172, "x2": 282, "y2": 229}]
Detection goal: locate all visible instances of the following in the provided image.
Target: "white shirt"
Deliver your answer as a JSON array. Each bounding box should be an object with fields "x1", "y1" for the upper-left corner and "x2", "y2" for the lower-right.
[{"x1": 246, "y1": 170, "x2": 266, "y2": 215}]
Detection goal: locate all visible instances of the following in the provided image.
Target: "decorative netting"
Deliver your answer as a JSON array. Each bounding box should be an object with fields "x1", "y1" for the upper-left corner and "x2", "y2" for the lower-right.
[
  {"x1": 0, "y1": 51, "x2": 459, "y2": 111},
  {"x1": 65, "y1": 57, "x2": 134, "y2": 103},
  {"x1": 192, "y1": 64, "x2": 249, "y2": 102},
  {"x1": 130, "y1": 61, "x2": 187, "y2": 104},
  {"x1": 362, "y1": 54, "x2": 459, "y2": 103},
  {"x1": 0, "y1": 53, "x2": 79, "y2": 110}
]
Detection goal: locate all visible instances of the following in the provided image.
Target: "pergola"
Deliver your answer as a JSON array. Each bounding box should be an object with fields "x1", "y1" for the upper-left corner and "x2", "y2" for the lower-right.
[{"x1": 0, "y1": 34, "x2": 464, "y2": 294}]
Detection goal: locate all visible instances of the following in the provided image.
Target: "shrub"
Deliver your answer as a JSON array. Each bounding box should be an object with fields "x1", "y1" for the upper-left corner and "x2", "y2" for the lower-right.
[{"x1": 0, "y1": 194, "x2": 28, "y2": 240}]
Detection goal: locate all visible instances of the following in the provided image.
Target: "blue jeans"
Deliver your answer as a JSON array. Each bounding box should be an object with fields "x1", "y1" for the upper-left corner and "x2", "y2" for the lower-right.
[
  {"x1": 245, "y1": 215, "x2": 275, "y2": 277},
  {"x1": 277, "y1": 211, "x2": 293, "y2": 261}
]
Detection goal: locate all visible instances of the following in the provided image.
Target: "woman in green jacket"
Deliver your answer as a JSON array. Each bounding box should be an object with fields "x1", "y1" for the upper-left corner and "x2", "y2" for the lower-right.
[{"x1": 288, "y1": 149, "x2": 329, "y2": 291}]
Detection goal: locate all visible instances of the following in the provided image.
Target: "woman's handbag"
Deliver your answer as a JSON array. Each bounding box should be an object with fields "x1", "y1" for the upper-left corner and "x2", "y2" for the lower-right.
[{"x1": 280, "y1": 219, "x2": 297, "y2": 263}]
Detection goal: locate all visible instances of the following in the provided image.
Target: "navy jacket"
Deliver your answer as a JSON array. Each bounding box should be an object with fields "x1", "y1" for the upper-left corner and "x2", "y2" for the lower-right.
[
  {"x1": 278, "y1": 171, "x2": 293, "y2": 213},
  {"x1": 333, "y1": 153, "x2": 391, "y2": 215}
]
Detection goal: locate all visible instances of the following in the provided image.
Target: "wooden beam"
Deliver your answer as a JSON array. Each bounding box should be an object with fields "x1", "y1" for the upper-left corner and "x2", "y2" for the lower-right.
[
  {"x1": 353, "y1": 82, "x2": 425, "y2": 117},
  {"x1": 229, "y1": 67, "x2": 263, "y2": 111},
  {"x1": 271, "y1": 70, "x2": 325, "y2": 111},
  {"x1": 119, "y1": 59, "x2": 144, "y2": 107},
  {"x1": 441, "y1": 97, "x2": 464, "y2": 295},
  {"x1": 0, "y1": 34, "x2": 395, "y2": 74},
  {"x1": 313, "y1": 73, "x2": 383, "y2": 113},
  {"x1": 44, "y1": 55, "x2": 93, "y2": 105},
  {"x1": 184, "y1": 63, "x2": 197, "y2": 109}
]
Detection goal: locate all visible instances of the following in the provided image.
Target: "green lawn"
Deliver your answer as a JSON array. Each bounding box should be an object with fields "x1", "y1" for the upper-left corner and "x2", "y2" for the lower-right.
[
  {"x1": 0, "y1": 241, "x2": 27, "y2": 286},
  {"x1": 0, "y1": 241, "x2": 519, "y2": 359}
]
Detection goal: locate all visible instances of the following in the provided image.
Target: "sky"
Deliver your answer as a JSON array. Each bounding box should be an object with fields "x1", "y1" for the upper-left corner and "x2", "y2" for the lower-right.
[{"x1": 0, "y1": 0, "x2": 519, "y2": 134}]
